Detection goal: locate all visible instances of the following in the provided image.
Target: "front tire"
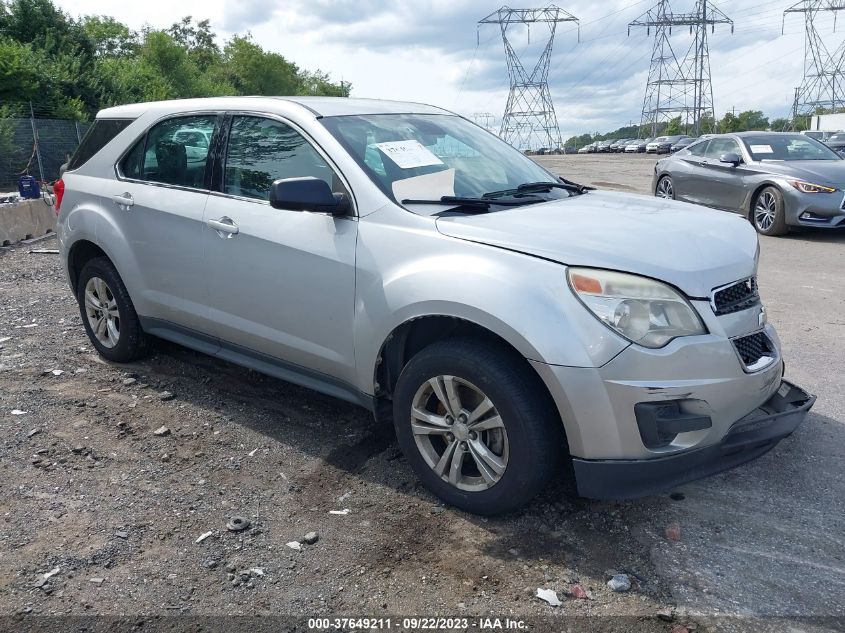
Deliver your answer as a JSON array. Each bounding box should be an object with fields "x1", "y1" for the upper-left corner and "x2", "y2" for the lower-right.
[
  {"x1": 392, "y1": 338, "x2": 563, "y2": 515},
  {"x1": 77, "y1": 257, "x2": 150, "y2": 363},
  {"x1": 752, "y1": 186, "x2": 789, "y2": 236},
  {"x1": 656, "y1": 175, "x2": 675, "y2": 199}
]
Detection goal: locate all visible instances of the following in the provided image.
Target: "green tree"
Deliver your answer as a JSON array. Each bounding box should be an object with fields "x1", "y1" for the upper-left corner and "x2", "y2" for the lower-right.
[
  {"x1": 664, "y1": 116, "x2": 682, "y2": 135},
  {"x1": 0, "y1": 0, "x2": 350, "y2": 120},
  {"x1": 167, "y1": 16, "x2": 219, "y2": 71},
  {"x1": 769, "y1": 117, "x2": 790, "y2": 131},
  {"x1": 220, "y1": 35, "x2": 300, "y2": 96},
  {"x1": 737, "y1": 110, "x2": 768, "y2": 131},
  {"x1": 565, "y1": 133, "x2": 593, "y2": 148},
  {"x1": 82, "y1": 15, "x2": 137, "y2": 57},
  {"x1": 298, "y1": 70, "x2": 351, "y2": 97},
  {"x1": 719, "y1": 111, "x2": 741, "y2": 133},
  {"x1": 698, "y1": 113, "x2": 716, "y2": 134}
]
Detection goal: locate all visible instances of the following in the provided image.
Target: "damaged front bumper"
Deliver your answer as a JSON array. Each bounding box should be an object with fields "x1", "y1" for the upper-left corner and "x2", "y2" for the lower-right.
[{"x1": 571, "y1": 380, "x2": 815, "y2": 499}]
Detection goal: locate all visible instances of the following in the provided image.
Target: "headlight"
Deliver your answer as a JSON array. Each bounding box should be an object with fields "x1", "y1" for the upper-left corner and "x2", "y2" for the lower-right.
[
  {"x1": 567, "y1": 268, "x2": 707, "y2": 348},
  {"x1": 787, "y1": 180, "x2": 836, "y2": 194}
]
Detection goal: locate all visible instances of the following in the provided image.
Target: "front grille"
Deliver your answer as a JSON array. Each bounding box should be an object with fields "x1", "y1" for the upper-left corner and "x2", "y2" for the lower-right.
[
  {"x1": 732, "y1": 331, "x2": 774, "y2": 368},
  {"x1": 713, "y1": 277, "x2": 759, "y2": 315}
]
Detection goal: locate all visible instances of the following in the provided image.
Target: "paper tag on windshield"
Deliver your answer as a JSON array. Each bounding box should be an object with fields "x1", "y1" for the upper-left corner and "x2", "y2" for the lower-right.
[
  {"x1": 375, "y1": 140, "x2": 444, "y2": 169},
  {"x1": 750, "y1": 144, "x2": 773, "y2": 154}
]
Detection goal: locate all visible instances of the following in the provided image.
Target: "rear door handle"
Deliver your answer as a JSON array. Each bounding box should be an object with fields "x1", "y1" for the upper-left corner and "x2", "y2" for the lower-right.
[
  {"x1": 110, "y1": 192, "x2": 134, "y2": 208},
  {"x1": 208, "y1": 216, "x2": 239, "y2": 238}
]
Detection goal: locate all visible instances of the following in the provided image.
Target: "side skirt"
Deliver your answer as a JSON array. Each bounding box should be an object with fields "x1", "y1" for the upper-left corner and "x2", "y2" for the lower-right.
[{"x1": 139, "y1": 316, "x2": 375, "y2": 412}]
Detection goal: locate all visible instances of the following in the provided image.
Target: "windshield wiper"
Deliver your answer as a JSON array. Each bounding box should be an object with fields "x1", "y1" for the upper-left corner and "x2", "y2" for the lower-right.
[
  {"x1": 482, "y1": 177, "x2": 593, "y2": 199},
  {"x1": 401, "y1": 195, "x2": 547, "y2": 210}
]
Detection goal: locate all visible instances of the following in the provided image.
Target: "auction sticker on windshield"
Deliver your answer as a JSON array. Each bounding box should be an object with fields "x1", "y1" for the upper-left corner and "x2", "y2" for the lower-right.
[
  {"x1": 750, "y1": 144, "x2": 773, "y2": 154},
  {"x1": 375, "y1": 140, "x2": 444, "y2": 169}
]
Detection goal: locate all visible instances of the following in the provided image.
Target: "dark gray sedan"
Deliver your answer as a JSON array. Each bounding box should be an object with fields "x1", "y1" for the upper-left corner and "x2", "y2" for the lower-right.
[{"x1": 652, "y1": 132, "x2": 845, "y2": 235}]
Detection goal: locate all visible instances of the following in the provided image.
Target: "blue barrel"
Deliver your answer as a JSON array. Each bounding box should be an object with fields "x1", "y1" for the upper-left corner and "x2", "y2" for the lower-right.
[{"x1": 18, "y1": 175, "x2": 41, "y2": 199}]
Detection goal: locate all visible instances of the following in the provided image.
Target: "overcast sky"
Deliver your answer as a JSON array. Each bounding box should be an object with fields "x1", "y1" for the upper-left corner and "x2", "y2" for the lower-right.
[{"x1": 55, "y1": 0, "x2": 838, "y2": 139}]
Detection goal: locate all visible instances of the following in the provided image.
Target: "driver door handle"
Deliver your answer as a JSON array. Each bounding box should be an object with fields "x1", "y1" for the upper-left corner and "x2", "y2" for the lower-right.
[
  {"x1": 110, "y1": 192, "x2": 134, "y2": 208},
  {"x1": 208, "y1": 216, "x2": 239, "y2": 237}
]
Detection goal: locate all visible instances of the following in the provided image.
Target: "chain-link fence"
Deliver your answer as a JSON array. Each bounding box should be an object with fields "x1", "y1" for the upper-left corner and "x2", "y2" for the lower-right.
[{"x1": 0, "y1": 101, "x2": 91, "y2": 191}]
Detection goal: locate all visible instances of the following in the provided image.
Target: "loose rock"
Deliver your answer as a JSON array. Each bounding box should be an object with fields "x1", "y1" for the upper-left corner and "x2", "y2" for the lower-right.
[
  {"x1": 665, "y1": 523, "x2": 682, "y2": 541},
  {"x1": 607, "y1": 574, "x2": 631, "y2": 592},
  {"x1": 153, "y1": 426, "x2": 171, "y2": 437},
  {"x1": 158, "y1": 391, "x2": 175, "y2": 401},
  {"x1": 569, "y1": 584, "x2": 589, "y2": 599},
  {"x1": 302, "y1": 531, "x2": 319, "y2": 545}
]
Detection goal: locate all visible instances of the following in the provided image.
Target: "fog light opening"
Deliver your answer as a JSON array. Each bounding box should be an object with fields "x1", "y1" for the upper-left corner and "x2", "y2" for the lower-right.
[{"x1": 799, "y1": 211, "x2": 830, "y2": 223}]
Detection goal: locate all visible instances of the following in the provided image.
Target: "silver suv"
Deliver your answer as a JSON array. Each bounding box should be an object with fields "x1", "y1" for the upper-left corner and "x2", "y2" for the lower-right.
[{"x1": 56, "y1": 97, "x2": 814, "y2": 515}]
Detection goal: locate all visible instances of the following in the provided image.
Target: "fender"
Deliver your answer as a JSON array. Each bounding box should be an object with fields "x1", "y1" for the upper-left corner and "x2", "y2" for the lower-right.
[
  {"x1": 741, "y1": 179, "x2": 783, "y2": 216},
  {"x1": 352, "y1": 211, "x2": 629, "y2": 396}
]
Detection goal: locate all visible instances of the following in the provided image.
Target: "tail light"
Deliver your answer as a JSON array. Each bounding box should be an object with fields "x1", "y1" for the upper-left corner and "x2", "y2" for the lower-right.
[{"x1": 53, "y1": 178, "x2": 65, "y2": 215}]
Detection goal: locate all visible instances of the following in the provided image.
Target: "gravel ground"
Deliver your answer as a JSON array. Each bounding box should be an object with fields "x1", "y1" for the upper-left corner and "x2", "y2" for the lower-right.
[{"x1": 1, "y1": 153, "x2": 843, "y2": 631}]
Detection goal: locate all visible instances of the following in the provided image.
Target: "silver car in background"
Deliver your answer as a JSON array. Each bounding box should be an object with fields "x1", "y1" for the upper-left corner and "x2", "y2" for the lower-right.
[
  {"x1": 653, "y1": 132, "x2": 845, "y2": 235},
  {"x1": 56, "y1": 97, "x2": 813, "y2": 515}
]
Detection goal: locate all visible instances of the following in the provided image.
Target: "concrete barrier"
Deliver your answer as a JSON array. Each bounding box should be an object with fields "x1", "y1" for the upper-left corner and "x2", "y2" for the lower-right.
[{"x1": 0, "y1": 199, "x2": 57, "y2": 246}]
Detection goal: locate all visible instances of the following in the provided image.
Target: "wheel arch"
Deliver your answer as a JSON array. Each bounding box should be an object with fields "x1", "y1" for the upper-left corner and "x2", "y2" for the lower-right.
[
  {"x1": 654, "y1": 172, "x2": 673, "y2": 195},
  {"x1": 744, "y1": 180, "x2": 782, "y2": 217},
  {"x1": 372, "y1": 314, "x2": 569, "y2": 451},
  {"x1": 67, "y1": 239, "x2": 109, "y2": 292}
]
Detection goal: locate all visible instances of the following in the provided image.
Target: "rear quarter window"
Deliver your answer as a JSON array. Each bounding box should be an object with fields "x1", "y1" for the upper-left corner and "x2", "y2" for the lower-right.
[{"x1": 67, "y1": 119, "x2": 134, "y2": 171}]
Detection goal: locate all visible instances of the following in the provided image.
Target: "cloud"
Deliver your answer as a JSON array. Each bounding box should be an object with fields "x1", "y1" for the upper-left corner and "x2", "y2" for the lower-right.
[
  {"x1": 54, "y1": 0, "x2": 820, "y2": 137},
  {"x1": 222, "y1": 0, "x2": 279, "y2": 32}
]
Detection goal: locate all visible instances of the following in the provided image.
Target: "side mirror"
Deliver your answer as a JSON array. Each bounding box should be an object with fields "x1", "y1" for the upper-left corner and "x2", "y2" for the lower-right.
[
  {"x1": 720, "y1": 152, "x2": 741, "y2": 166},
  {"x1": 269, "y1": 177, "x2": 350, "y2": 216}
]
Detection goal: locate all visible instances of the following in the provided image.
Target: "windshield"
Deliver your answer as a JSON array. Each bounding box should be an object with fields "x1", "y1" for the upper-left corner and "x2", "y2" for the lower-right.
[
  {"x1": 828, "y1": 134, "x2": 845, "y2": 142},
  {"x1": 742, "y1": 134, "x2": 841, "y2": 161},
  {"x1": 320, "y1": 114, "x2": 565, "y2": 208}
]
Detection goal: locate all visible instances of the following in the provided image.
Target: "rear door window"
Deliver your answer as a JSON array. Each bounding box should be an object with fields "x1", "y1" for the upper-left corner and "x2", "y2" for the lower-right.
[
  {"x1": 67, "y1": 118, "x2": 134, "y2": 171},
  {"x1": 119, "y1": 115, "x2": 217, "y2": 189}
]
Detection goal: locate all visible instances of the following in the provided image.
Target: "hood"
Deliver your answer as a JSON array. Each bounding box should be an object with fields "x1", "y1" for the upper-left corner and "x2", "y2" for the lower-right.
[
  {"x1": 435, "y1": 190, "x2": 758, "y2": 298},
  {"x1": 755, "y1": 160, "x2": 845, "y2": 187}
]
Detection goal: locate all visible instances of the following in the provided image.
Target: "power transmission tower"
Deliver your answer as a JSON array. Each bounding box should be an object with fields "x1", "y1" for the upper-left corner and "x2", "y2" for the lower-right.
[
  {"x1": 472, "y1": 112, "x2": 496, "y2": 130},
  {"x1": 784, "y1": 1, "x2": 845, "y2": 125},
  {"x1": 479, "y1": 6, "x2": 579, "y2": 151},
  {"x1": 629, "y1": 0, "x2": 732, "y2": 137}
]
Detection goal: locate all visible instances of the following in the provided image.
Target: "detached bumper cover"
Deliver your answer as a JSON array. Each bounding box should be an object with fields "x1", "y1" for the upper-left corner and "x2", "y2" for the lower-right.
[{"x1": 572, "y1": 380, "x2": 815, "y2": 499}]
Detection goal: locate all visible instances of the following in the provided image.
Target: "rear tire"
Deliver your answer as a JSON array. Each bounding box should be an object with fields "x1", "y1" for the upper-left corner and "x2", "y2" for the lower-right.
[
  {"x1": 77, "y1": 257, "x2": 150, "y2": 363},
  {"x1": 752, "y1": 186, "x2": 789, "y2": 236},
  {"x1": 392, "y1": 338, "x2": 563, "y2": 515}
]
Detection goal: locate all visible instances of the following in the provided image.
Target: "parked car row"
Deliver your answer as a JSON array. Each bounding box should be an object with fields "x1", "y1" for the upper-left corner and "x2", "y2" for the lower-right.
[{"x1": 579, "y1": 134, "x2": 710, "y2": 155}]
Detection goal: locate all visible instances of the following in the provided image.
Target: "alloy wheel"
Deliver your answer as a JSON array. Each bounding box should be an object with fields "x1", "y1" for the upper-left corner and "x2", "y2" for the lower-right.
[
  {"x1": 410, "y1": 375, "x2": 509, "y2": 492},
  {"x1": 754, "y1": 191, "x2": 777, "y2": 231},
  {"x1": 84, "y1": 276, "x2": 120, "y2": 348},
  {"x1": 657, "y1": 177, "x2": 674, "y2": 199}
]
